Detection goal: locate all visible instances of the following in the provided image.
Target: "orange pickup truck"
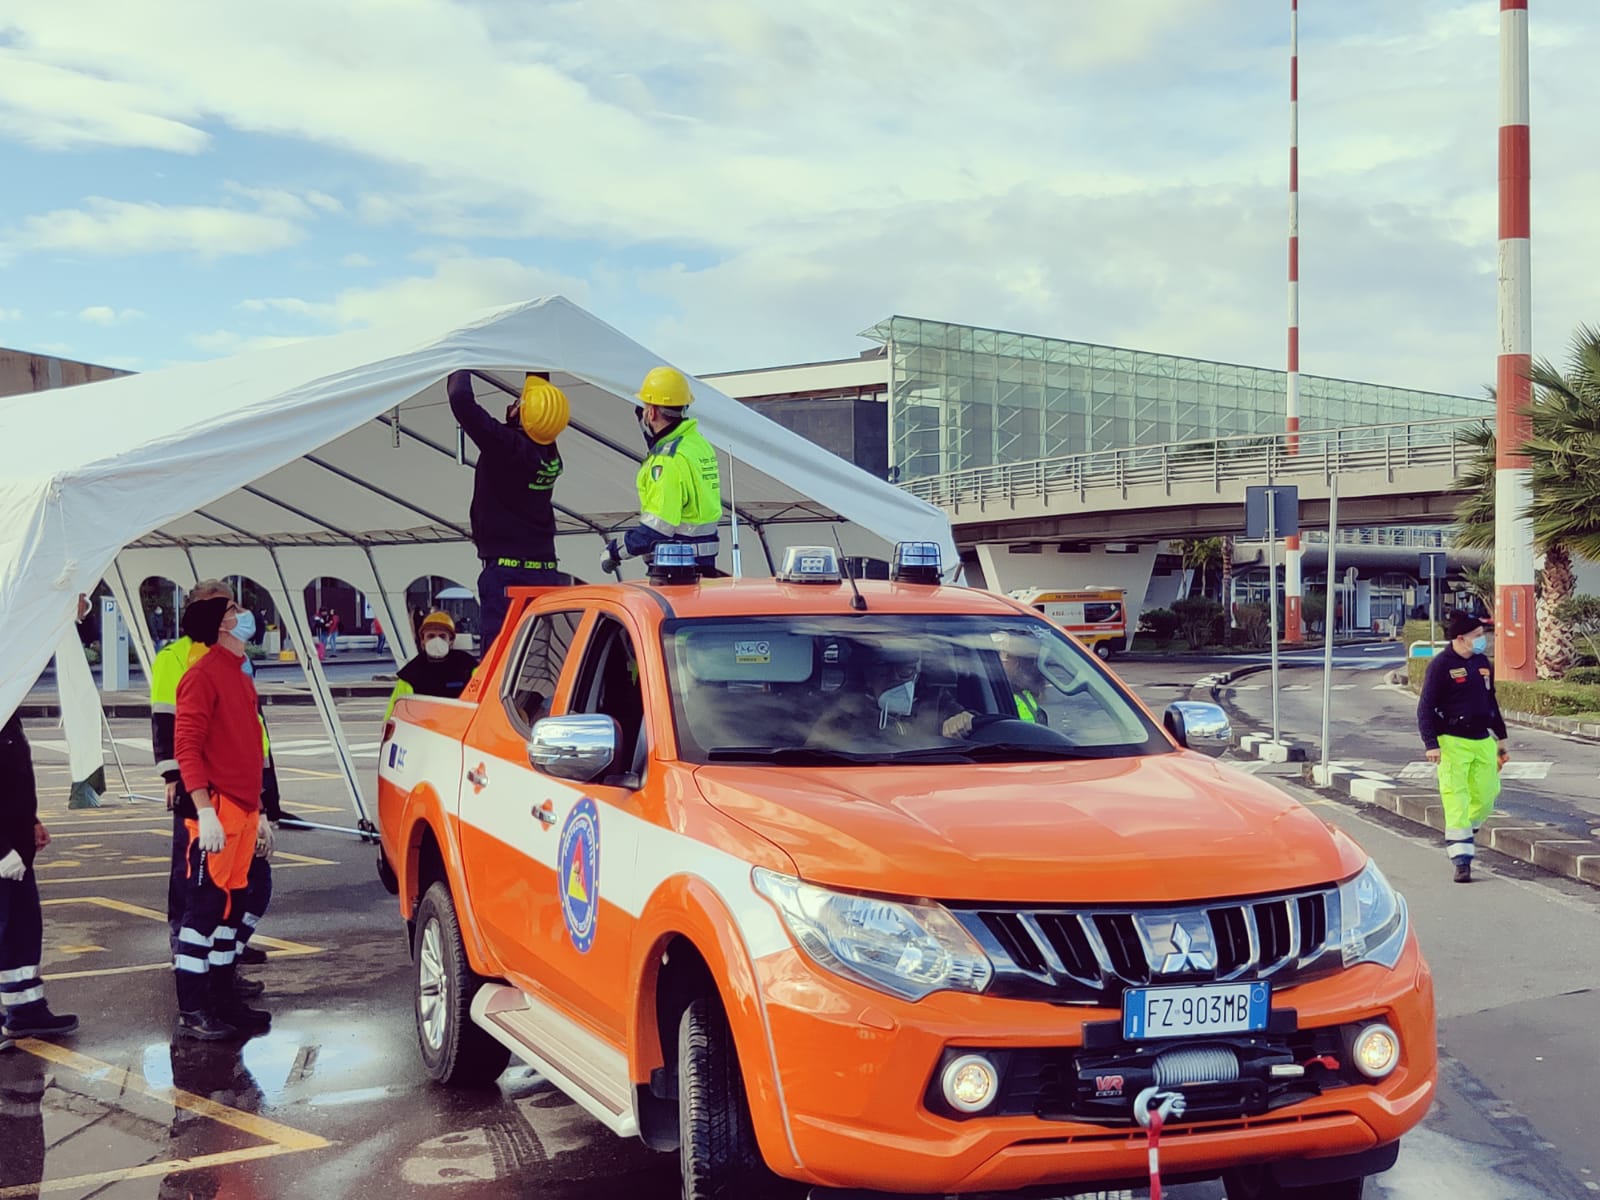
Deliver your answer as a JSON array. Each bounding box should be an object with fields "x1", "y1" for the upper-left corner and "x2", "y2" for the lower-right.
[{"x1": 376, "y1": 543, "x2": 1434, "y2": 1200}]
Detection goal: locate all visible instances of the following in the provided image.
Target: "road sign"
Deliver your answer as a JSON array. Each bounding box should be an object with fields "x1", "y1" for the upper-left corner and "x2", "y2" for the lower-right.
[
  {"x1": 1419, "y1": 552, "x2": 1447, "y2": 577},
  {"x1": 1244, "y1": 486, "x2": 1299, "y2": 539}
]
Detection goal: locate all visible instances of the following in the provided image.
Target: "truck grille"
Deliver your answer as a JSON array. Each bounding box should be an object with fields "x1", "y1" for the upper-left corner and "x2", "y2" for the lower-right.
[{"x1": 955, "y1": 887, "x2": 1341, "y2": 1002}]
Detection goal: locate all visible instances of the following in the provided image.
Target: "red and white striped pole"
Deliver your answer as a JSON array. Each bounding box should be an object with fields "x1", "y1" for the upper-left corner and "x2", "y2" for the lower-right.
[
  {"x1": 1496, "y1": 0, "x2": 1536, "y2": 680},
  {"x1": 1284, "y1": 0, "x2": 1305, "y2": 643}
]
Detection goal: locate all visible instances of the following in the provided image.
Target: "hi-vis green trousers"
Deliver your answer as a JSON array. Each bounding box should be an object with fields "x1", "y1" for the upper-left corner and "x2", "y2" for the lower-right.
[{"x1": 1438, "y1": 734, "x2": 1501, "y2": 861}]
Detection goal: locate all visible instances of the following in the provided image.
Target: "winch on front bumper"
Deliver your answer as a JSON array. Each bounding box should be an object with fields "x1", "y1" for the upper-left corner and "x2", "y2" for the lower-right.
[{"x1": 925, "y1": 1013, "x2": 1361, "y2": 1125}]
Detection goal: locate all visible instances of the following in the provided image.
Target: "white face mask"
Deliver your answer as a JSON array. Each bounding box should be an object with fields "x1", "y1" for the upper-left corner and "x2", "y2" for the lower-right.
[
  {"x1": 878, "y1": 679, "x2": 916, "y2": 728},
  {"x1": 423, "y1": 637, "x2": 451, "y2": 660}
]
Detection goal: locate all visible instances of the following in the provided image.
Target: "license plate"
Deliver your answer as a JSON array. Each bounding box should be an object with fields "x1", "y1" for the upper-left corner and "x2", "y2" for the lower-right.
[{"x1": 1122, "y1": 981, "x2": 1270, "y2": 1041}]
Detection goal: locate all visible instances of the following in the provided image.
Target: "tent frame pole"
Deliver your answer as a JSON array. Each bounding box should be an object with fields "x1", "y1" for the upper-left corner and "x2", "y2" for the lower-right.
[
  {"x1": 264, "y1": 546, "x2": 375, "y2": 838},
  {"x1": 362, "y1": 546, "x2": 408, "y2": 668}
]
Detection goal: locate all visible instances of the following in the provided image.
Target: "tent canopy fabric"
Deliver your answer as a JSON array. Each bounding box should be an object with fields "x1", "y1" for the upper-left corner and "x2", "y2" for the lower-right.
[{"x1": 0, "y1": 296, "x2": 956, "y2": 723}]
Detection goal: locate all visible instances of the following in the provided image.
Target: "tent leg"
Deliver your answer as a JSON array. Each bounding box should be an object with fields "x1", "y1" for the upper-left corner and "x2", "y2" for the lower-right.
[
  {"x1": 265, "y1": 548, "x2": 373, "y2": 827},
  {"x1": 362, "y1": 547, "x2": 408, "y2": 667},
  {"x1": 107, "y1": 560, "x2": 157, "y2": 685},
  {"x1": 101, "y1": 705, "x2": 160, "y2": 803}
]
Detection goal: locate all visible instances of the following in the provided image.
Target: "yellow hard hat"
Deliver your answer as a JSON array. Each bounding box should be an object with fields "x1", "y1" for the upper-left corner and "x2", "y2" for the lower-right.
[
  {"x1": 637, "y1": 365, "x2": 693, "y2": 410},
  {"x1": 519, "y1": 377, "x2": 570, "y2": 445},
  {"x1": 420, "y1": 610, "x2": 456, "y2": 635}
]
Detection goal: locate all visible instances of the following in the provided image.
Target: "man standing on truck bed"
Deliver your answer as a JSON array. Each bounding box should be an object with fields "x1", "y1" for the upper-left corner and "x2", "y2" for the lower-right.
[
  {"x1": 601, "y1": 366, "x2": 723, "y2": 576},
  {"x1": 448, "y1": 369, "x2": 568, "y2": 649},
  {"x1": 1417, "y1": 609, "x2": 1509, "y2": 883}
]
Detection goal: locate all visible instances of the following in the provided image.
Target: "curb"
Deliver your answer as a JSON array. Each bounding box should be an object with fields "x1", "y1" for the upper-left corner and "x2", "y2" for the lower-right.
[
  {"x1": 1302, "y1": 762, "x2": 1600, "y2": 888},
  {"x1": 1194, "y1": 667, "x2": 1315, "y2": 764}
]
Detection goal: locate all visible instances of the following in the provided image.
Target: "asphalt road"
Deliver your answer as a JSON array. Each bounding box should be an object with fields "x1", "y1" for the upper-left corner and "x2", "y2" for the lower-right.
[
  {"x1": 1119, "y1": 648, "x2": 1600, "y2": 838},
  {"x1": 4, "y1": 691, "x2": 1597, "y2": 1199}
]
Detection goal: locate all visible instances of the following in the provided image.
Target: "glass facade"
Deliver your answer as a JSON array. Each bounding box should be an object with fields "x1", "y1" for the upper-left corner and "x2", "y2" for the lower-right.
[{"x1": 863, "y1": 316, "x2": 1489, "y2": 482}]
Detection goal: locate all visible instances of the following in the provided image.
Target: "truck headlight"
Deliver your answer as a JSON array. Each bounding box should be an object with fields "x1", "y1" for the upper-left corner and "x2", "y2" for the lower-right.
[
  {"x1": 752, "y1": 868, "x2": 992, "y2": 1001},
  {"x1": 1337, "y1": 861, "x2": 1407, "y2": 969}
]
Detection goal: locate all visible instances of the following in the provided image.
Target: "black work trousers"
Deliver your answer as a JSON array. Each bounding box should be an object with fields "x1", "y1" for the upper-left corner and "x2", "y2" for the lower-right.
[{"x1": 0, "y1": 871, "x2": 44, "y2": 1023}]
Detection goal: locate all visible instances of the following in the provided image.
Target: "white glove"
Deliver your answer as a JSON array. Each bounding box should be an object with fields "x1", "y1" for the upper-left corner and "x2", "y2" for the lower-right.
[
  {"x1": 0, "y1": 850, "x2": 24, "y2": 881},
  {"x1": 197, "y1": 807, "x2": 226, "y2": 853},
  {"x1": 256, "y1": 820, "x2": 276, "y2": 858}
]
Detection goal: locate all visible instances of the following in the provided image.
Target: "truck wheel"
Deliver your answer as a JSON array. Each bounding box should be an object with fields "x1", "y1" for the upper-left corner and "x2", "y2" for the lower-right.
[
  {"x1": 414, "y1": 882, "x2": 510, "y2": 1088},
  {"x1": 1223, "y1": 1165, "x2": 1365, "y2": 1199},
  {"x1": 1095, "y1": 641, "x2": 1113, "y2": 660},
  {"x1": 678, "y1": 996, "x2": 799, "y2": 1200}
]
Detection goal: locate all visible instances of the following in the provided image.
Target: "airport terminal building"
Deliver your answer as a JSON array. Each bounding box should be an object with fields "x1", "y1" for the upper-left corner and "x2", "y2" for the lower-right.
[{"x1": 707, "y1": 315, "x2": 1493, "y2": 630}]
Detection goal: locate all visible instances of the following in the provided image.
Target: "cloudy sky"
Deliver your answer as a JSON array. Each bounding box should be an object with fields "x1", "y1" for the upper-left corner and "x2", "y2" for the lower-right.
[{"x1": 0, "y1": 1, "x2": 1595, "y2": 397}]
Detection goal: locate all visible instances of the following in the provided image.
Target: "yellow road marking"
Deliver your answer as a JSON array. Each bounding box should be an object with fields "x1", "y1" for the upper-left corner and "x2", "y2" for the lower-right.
[
  {"x1": 57, "y1": 944, "x2": 106, "y2": 955},
  {"x1": 35, "y1": 855, "x2": 335, "y2": 887},
  {"x1": 37, "y1": 897, "x2": 325, "y2": 980},
  {"x1": 275, "y1": 766, "x2": 341, "y2": 779},
  {"x1": 44, "y1": 961, "x2": 173, "y2": 982},
  {"x1": 0, "y1": 1040, "x2": 330, "y2": 1197}
]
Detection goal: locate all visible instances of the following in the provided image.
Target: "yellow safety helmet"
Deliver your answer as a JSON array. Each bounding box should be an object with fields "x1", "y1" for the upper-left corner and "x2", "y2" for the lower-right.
[
  {"x1": 637, "y1": 365, "x2": 693, "y2": 410},
  {"x1": 420, "y1": 610, "x2": 456, "y2": 636},
  {"x1": 519, "y1": 376, "x2": 570, "y2": 445}
]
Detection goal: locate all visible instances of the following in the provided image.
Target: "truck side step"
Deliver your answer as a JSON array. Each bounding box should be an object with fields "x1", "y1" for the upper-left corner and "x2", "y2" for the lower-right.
[{"x1": 470, "y1": 982, "x2": 639, "y2": 1138}]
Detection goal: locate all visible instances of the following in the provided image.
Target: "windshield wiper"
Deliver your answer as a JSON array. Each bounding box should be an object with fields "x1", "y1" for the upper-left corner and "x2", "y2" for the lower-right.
[
  {"x1": 931, "y1": 743, "x2": 1102, "y2": 762},
  {"x1": 704, "y1": 746, "x2": 879, "y2": 765}
]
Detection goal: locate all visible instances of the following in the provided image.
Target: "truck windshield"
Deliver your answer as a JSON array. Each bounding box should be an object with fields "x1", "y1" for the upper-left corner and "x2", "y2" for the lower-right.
[{"x1": 661, "y1": 614, "x2": 1168, "y2": 766}]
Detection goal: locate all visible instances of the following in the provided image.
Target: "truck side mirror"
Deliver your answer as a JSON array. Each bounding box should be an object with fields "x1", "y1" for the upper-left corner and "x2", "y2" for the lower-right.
[
  {"x1": 1163, "y1": 701, "x2": 1231, "y2": 758},
  {"x1": 528, "y1": 714, "x2": 618, "y2": 782}
]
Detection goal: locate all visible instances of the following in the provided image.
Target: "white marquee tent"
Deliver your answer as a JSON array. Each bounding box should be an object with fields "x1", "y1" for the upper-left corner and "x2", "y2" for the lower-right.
[{"x1": 0, "y1": 296, "x2": 957, "y2": 823}]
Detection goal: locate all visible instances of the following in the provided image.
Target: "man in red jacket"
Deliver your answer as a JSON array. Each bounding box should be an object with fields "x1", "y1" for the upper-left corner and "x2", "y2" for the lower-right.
[{"x1": 171, "y1": 593, "x2": 271, "y2": 1040}]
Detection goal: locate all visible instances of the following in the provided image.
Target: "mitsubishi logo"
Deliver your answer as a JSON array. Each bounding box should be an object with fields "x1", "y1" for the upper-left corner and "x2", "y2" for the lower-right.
[{"x1": 1161, "y1": 917, "x2": 1215, "y2": 974}]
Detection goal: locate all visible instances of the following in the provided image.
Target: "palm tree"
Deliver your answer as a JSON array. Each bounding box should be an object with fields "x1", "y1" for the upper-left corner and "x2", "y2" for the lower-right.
[
  {"x1": 1171, "y1": 537, "x2": 1224, "y2": 600},
  {"x1": 1450, "y1": 327, "x2": 1600, "y2": 678},
  {"x1": 1522, "y1": 326, "x2": 1600, "y2": 675},
  {"x1": 1460, "y1": 562, "x2": 1495, "y2": 619}
]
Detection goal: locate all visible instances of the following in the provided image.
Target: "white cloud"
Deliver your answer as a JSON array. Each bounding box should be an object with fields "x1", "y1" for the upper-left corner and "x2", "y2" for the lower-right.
[
  {"x1": 188, "y1": 330, "x2": 311, "y2": 355},
  {"x1": 0, "y1": 0, "x2": 1593, "y2": 395},
  {"x1": 329, "y1": 254, "x2": 589, "y2": 328},
  {"x1": 0, "y1": 52, "x2": 207, "y2": 153},
  {"x1": 10, "y1": 197, "x2": 305, "y2": 258},
  {"x1": 78, "y1": 305, "x2": 143, "y2": 325},
  {"x1": 238, "y1": 296, "x2": 336, "y2": 320}
]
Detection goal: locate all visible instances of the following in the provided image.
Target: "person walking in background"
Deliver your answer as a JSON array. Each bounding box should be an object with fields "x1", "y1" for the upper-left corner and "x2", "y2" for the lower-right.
[
  {"x1": 448, "y1": 369, "x2": 568, "y2": 646},
  {"x1": 373, "y1": 616, "x2": 387, "y2": 655},
  {"x1": 1, "y1": 711, "x2": 78, "y2": 1045},
  {"x1": 601, "y1": 366, "x2": 723, "y2": 577},
  {"x1": 1418, "y1": 610, "x2": 1509, "y2": 883},
  {"x1": 324, "y1": 610, "x2": 340, "y2": 658}
]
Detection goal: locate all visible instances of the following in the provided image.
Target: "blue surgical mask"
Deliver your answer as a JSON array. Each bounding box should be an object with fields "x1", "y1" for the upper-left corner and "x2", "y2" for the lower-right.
[
  {"x1": 1470, "y1": 634, "x2": 1488, "y2": 655},
  {"x1": 230, "y1": 609, "x2": 256, "y2": 642}
]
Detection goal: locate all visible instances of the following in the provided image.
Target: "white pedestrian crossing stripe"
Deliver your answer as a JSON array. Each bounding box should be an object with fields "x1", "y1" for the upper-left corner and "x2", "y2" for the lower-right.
[{"x1": 1400, "y1": 760, "x2": 1552, "y2": 781}]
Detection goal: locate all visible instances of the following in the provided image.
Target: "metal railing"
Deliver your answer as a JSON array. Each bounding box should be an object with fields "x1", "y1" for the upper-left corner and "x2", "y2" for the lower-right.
[{"x1": 901, "y1": 417, "x2": 1489, "y2": 511}]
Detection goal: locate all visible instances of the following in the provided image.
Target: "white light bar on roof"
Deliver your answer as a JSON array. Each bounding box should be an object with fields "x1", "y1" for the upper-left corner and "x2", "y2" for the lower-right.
[{"x1": 776, "y1": 546, "x2": 841, "y2": 583}]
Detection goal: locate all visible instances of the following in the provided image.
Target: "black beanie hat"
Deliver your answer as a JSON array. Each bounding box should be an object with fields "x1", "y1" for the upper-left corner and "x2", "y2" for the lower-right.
[
  {"x1": 182, "y1": 596, "x2": 230, "y2": 646},
  {"x1": 1446, "y1": 610, "x2": 1483, "y2": 640}
]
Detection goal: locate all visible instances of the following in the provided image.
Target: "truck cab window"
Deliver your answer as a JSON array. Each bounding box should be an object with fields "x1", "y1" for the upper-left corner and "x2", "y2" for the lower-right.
[
  {"x1": 501, "y1": 609, "x2": 582, "y2": 734},
  {"x1": 570, "y1": 616, "x2": 646, "y2": 784}
]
